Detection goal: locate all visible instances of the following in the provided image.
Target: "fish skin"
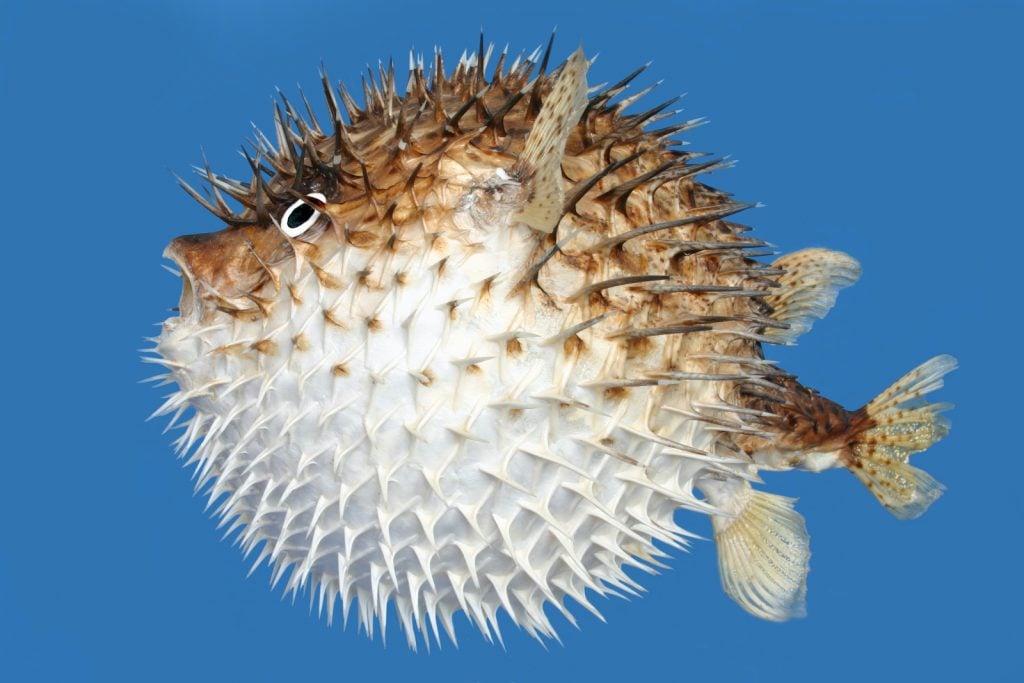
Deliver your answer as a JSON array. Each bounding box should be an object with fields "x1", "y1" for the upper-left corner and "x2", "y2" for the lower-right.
[{"x1": 151, "y1": 41, "x2": 954, "y2": 647}]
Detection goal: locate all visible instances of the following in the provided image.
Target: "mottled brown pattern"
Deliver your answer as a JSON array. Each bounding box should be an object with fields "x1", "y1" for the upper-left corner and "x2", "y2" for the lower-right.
[
  {"x1": 169, "y1": 52, "x2": 770, "y2": 346},
  {"x1": 735, "y1": 377, "x2": 874, "y2": 460},
  {"x1": 167, "y1": 47, "x2": 823, "y2": 461}
]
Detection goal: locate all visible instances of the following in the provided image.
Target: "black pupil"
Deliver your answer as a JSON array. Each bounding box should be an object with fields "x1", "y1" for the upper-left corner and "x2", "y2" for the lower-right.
[{"x1": 287, "y1": 202, "x2": 316, "y2": 229}]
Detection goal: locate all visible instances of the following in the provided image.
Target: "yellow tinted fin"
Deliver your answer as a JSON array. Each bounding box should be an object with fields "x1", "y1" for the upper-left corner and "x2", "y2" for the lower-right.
[
  {"x1": 707, "y1": 481, "x2": 810, "y2": 621},
  {"x1": 765, "y1": 248, "x2": 861, "y2": 344},
  {"x1": 512, "y1": 47, "x2": 589, "y2": 233},
  {"x1": 846, "y1": 355, "x2": 956, "y2": 519}
]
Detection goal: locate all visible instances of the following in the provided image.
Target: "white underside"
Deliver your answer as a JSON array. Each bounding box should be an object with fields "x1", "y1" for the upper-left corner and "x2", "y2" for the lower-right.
[{"x1": 156, "y1": 209, "x2": 741, "y2": 645}]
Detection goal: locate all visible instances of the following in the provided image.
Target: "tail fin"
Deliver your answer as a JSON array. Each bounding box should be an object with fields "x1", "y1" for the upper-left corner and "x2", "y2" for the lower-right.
[{"x1": 846, "y1": 355, "x2": 957, "y2": 520}]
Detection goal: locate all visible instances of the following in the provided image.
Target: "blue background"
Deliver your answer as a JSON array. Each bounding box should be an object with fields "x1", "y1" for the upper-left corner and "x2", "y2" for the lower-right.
[{"x1": 2, "y1": 1, "x2": 1019, "y2": 680}]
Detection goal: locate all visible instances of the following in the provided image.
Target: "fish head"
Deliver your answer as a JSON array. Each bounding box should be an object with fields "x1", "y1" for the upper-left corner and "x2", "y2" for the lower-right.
[
  {"x1": 163, "y1": 174, "x2": 351, "y2": 323},
  {"x1": 163, "y1": 168, "x2": 554, "y2": 328}
]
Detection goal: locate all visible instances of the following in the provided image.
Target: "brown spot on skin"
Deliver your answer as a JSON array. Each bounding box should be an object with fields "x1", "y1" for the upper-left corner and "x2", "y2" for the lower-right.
[
  {"x1": 478, "y1": 275, "x2": 496, "y2": 304},
  {"x1": 357, "y1": 269, "x2": 373, "y2": 288},
  {"x1": 395, "y1": 271, "x2": 408, "y2": 287},
  {"x1": 506, "y1": 338, "x2": 524, "y2": 356},
  {"x1": 331, "y1": 363, "x2": 349, "y2": 377},
  {"x1": 625, "y1": 336, "x2": 652, "y2": 360},
  {"x1": 311, "y1": 263, "x2": 341, "y2": 289},
  {"x1": 391, "y1": 203, "x2": 416, "y2": 226},
  {"x1": 292, "y1": 333, "x2": 310, "y2": 352},
  {"x1": 287, "y1": 283, "x2": 303, "y2": 305},
  {"x1": 244, "y1": 294, "x2": 274, "y2": 317},
  {"x1": 419, "y1": 368, "x2": 435, "y2": 386},
  {"x1": 508, "y1": 408, "x2": 523, "y2": 419},
  {"x1": 604, "y1": 386, "x2": 628, "y2": 401},
  {"x1": 323, "y1": 309, "x2": 347, "y2": 329},
  {"x1": 252, "y1": 339, "x2": 277, "y2": 355},
  {"x1": 563, "y1": 335, "x2": 585, "y2": 356},
  {"x1": 301, "y1": 242, "x2": 323, "y2": 262},
  {"x1": 219, "y1": 306, "x2": 263, "y2": 323},
  {"x1": 600, "y1": 436, "x2": 615, "y2": 446},
  {"x1": 611, "y1": 245, "x2": 649, "y2": 273},
  {"x1": 466, "y1": 363, "x2": 482, "y2": 375},
  {"x1": 447, "y1": 300, "x2": 461, "y2": 321},
  {"x1": 367, "y1": 317, "x2": 382, "y2": 332},
  {"x1": 212, "y1": 342, "x2": 247, "y2": 356},
  {"x1": 347, "y1": 230, "x2": 380, "y2": 248}
]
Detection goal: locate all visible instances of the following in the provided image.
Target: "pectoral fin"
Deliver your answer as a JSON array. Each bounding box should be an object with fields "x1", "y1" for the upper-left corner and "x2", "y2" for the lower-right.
[
  {"x1": 765, "y1": 248, "x2": 861, "y2": 344},
  {"x1": 512, "y1": 47, "x2": 589, "y2": 233}
]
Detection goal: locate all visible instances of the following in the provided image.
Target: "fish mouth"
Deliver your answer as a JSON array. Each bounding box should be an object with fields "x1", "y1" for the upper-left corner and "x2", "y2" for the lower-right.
[{"x1": 162, "y1": 246, "x2": 198, "y2": 320}]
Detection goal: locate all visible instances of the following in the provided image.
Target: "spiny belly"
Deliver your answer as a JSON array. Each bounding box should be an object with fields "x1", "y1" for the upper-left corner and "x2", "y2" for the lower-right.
[{"x1": 157, "y1": 242, "x2": 720, "y2": 635}]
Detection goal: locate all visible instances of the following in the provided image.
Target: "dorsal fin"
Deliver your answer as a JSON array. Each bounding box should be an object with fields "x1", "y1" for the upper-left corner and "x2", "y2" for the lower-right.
[
  {"x1": 511, "y1": 47, "x2": 589, "y2": 233},
  {"x1": 765, "y1": 248, "x2": 861, "y2": 344}
]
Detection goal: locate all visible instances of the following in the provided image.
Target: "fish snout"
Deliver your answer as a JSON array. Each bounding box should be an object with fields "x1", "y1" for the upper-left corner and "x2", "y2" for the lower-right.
[{"x1": 164, "y1": 227, "x2": 262, "y2": 319}]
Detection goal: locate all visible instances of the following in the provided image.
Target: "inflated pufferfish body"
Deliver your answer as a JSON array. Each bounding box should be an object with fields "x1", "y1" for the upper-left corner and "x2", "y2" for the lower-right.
[{"x1": 151, "y1": 44, "x2": 955, "y2": 646}]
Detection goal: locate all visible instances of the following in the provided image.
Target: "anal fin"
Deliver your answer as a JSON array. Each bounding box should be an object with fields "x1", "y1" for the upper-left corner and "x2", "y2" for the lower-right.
[
  {"x1": 765, "y1": 248, "x2": 861, "y2": 344},
  {"x1": 707, "y1": 481, "x2": 811, "y2": 621}
]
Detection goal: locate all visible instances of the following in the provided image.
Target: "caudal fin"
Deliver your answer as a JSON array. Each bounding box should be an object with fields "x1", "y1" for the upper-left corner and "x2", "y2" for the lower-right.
[{"x1": 846, "y1": 355, "x2": 957, "y2": 520}]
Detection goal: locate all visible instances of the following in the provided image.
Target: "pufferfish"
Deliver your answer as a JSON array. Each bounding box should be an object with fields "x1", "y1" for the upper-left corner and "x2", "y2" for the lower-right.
[{"x1": 149, "y1": 42, "x2": 955, "y2": 647}]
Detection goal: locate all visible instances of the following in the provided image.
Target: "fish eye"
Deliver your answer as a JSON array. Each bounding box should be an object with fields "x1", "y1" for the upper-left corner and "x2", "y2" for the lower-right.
[{"x1": 279, "y1": 193, "x2": 326, "y2": 238}]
